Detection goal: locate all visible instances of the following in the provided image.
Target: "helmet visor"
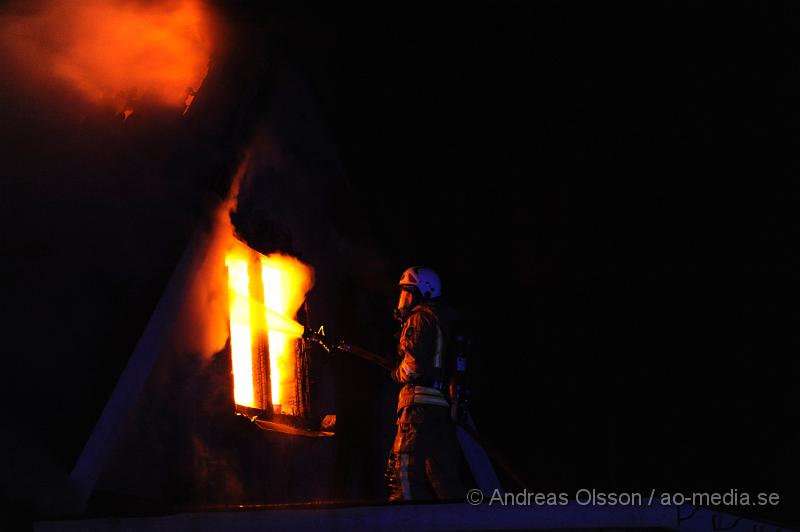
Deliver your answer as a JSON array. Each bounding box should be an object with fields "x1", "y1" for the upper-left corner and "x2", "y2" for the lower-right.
[{"x1": 397, "y1": 288, "x2": 415, "y2": 311}]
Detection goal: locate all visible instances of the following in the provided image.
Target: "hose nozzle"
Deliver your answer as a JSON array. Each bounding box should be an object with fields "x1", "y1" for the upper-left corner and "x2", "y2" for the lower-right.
[{"x1": 303, "y1": 325, "x2": 331, "y2": 352}]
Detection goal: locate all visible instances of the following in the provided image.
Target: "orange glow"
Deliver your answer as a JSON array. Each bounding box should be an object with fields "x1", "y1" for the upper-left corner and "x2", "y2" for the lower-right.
[
  {"x1": 261, "y1": 254, "x2": 314, "y2": 414},
  {"x1": 225, "y1": 242, "x2": 314, "y2": 415},
  {"x1": 1, "y1": 0, "x2": 213, "y2": 112}
]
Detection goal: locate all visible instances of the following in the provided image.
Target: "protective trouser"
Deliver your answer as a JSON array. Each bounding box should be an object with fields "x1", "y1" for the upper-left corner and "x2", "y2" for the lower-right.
[{"x1": 386, "y1": 404, "x2": 464, "y2": 501}]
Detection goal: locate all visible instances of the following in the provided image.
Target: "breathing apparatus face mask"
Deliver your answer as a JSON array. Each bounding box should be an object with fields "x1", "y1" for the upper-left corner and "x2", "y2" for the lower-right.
[{"x1": 393, "y1": 287, "x2": 417, "y2": 322}]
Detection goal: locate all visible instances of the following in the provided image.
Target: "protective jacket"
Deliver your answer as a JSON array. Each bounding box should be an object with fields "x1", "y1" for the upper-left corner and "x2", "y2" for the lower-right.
[
  {"x1": 387, "y1": 300, "x2": 464, "y2": 501},
  {"x1": 391, "y1": 301, "x2": 449, "y2": 410}
]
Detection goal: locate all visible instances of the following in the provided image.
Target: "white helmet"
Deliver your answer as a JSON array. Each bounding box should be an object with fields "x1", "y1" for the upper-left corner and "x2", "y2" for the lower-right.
[{"x1": 399, "y1": 266, "x2": 441, "y2": 299}]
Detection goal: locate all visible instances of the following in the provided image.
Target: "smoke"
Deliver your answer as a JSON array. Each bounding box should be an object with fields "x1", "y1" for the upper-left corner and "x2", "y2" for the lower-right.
[
  {"x1": 123, "y1": 146, "x2": 328, "y2": 505},
  {"x1": 0, "y1": 0, "x2": 231, "y2": 501},
  {"x1": 186, "y1": 433, "x2": 244, "y2": 503},
  {"x1": 0, "y1": 12, "x2": 395, "y2": 503},
  {"x1": 0, "y1": 0, "x2": 214, "y2": 113},
  {"x1": 166, "y1": 149, "x2": 318, "y2": 363},
  {"x1": 95, "y1": 155, "x2": 250, "y2": 504},
  {"x1": 169, "y1": 153, "x2": 248, "y2": 361}
]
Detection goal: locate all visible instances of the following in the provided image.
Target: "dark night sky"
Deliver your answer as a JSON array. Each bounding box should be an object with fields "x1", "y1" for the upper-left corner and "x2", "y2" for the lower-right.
[
  {"x1": 294, "y1": 2, "x2": 800, "y2": 522},
  {"x1": 1, "y1": 1, "x2": 799, "y2": 528}
]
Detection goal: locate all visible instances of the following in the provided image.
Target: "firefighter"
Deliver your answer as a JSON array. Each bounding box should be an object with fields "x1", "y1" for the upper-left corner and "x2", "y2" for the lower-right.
[{"x1": 386, "y1": 266, "x2": 465, "y2": 501}]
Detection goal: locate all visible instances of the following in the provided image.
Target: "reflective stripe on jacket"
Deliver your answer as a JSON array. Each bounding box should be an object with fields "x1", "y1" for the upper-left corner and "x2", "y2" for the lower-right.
[{"x1": 410, "y1": 385, "x2": 449, "y2": 407}]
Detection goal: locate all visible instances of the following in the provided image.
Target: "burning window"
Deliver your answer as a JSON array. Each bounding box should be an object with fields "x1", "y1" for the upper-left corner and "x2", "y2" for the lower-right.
[{"x1": 225, "y1": 239, "x2": 327, "y2": 433}]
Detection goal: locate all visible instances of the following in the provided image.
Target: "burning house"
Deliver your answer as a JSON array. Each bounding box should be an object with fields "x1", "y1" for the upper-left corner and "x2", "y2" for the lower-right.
[
  {"x1": 0, "y1": 0, "x2": 397, "y2": 519},
  {"x1": 1, "y1": 2, "x2": 796, "y2": 531},
  {"x1": 68, "y1": 25, "x2": 384, "y2": 510}
]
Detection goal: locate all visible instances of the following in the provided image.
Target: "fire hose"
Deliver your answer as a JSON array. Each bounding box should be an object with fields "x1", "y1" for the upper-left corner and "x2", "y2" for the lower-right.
[
  {"x1": 302, "y1": 326, "x2": 528, "y2": 490},
  {"x1": 303, "y1": 326, "x2": 395, "y2": 372}
]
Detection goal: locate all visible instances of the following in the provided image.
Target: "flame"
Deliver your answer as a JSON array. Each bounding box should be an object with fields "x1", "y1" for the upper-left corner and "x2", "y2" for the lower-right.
[
  {"x1": 1, "y1": 0, "x2": 213, "y2": 112},
  {"x1": 261, "y1": 254, "x2": 314, "y2": 413},
  {"x1": 225, "y1": 251, "x2": 254, "y2": 408},
  {"x1": 224, "y1": 243, "x2": 313, "y2": 413}
]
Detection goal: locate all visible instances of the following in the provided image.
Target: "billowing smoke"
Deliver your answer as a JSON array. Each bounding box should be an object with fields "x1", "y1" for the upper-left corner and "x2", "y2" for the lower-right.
[
  {"x1": 0, "y1": 0, "x2": 215, "y2": 114},
  {"x1": 168, "y1": 156, "x2": 246, "y2": 362}
]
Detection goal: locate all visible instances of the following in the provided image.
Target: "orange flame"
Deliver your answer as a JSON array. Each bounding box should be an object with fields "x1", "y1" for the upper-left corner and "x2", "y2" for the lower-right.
[
  {"x1": 225, "y1": 249, "x2": 254, "y2": 407},
  {"x1": 225, "y1": 242, "x2": 314, "y2": 413},
  {"x1": 261, "y1": 254, "x2": 314, "y2": 413},
  {"x1": 1, "y1": 0, "x2": 213, "y2": 112}
]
